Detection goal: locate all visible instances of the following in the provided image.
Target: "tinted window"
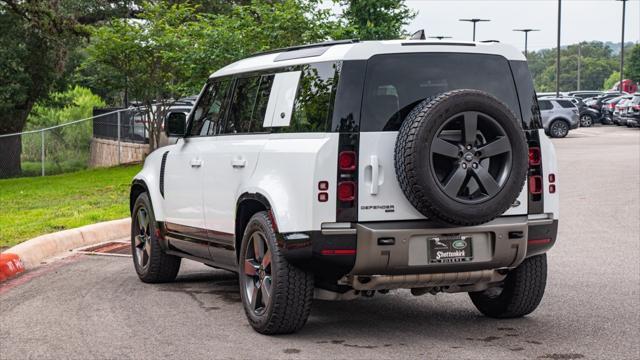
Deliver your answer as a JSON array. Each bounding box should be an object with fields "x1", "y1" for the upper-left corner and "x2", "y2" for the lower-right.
[
  {"x1": 189, "y1": 79, "x2": 232, "y2": 136},
  {"x1": 225, "y1": 76, "x2": 261, "y2": 134},
  {"x1": 538, "y1": 100, "x2": 553, "y2": 110},
  {"x1": 510, "y1": 60, "x2": 542, "y2": 129},
  {"x1": 252, "y1": 74, "x2": 275, "y2": 132},
  {"x1": 361, "y1": 53, "x2": 521, "y2": 131},
  {"x1": 277, "y1": 62, "x2": 338, "y2": 133},
  {"x1": 556, "y1": 100, "x2": 576, "y2": 108}
]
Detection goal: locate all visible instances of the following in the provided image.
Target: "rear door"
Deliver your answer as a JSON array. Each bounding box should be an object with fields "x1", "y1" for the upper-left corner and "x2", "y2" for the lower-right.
[{"x1": 357, "y1": 53, "x2": 529, "y2": 222}]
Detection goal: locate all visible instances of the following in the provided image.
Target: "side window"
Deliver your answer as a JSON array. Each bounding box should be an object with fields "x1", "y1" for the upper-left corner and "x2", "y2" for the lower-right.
[
  {"x1": 252, "y1": 75, "x2": 275, "y2": 132},
  {"x1": 225, "y1": 76, "x2": 261, "y2": 134},
  {"x1": 277, "y1": 62, "x2": 338, "y2": 133},
  {"x1": 538, "y1": 100, "x2": 553, "y2": 111},
  {"x1": 556, "y1": 100, "x2": 575, "y2": 108},
  {"x1": 188, "y1": 79, "x2": 231, "y2": 137}
]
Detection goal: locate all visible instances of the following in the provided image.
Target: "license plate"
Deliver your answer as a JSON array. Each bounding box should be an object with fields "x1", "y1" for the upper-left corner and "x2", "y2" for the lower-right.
[{"x1": 428, "y1": 236, "x2": 473, "y2": 263}]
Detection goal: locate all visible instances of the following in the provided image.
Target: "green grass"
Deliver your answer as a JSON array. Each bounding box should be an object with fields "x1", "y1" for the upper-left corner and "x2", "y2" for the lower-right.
[
  {"x1": 0, "y1": 164, "x2": 141, "y2": 248},
  {"x1": 21, "y1": 159, "x2": 89, "y2": 177}
]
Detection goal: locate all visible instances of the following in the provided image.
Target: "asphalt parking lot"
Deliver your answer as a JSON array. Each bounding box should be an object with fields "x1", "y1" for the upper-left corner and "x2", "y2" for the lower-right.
[{"x1": 1, "y1": 126, "x2": 638, "y2": 360}]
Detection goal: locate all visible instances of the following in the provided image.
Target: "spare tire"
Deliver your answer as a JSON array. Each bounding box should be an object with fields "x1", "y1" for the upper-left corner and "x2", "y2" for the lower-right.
[{"x1": 394, "y1": 89, "x2": 528, "y2": 226}]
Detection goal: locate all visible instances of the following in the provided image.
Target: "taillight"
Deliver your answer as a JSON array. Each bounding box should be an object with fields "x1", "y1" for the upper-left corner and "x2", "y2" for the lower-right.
[
  {"x1": 338, "y1": 151, "x2": 357, "y2": 171},
  {"x1": 529, "y1": 147, "x2": 541, "y2": 166},
  {"x1": 529, "y1": 175, "x2": 543, "y2": 195},
  {"x1": 335, "y1": 134, "x2": 358, "y2": 222},
  {"x1": 338, "y1": 181, "x2": 356, "y2": 202}
]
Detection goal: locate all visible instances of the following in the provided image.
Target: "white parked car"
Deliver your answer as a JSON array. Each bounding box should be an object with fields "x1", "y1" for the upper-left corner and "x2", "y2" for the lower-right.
[{"x1": 130, "y1": 39, "x2": 559, "y2": 334}]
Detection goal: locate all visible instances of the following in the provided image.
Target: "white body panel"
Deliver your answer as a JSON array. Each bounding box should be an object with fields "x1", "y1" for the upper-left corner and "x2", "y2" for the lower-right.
[
  {"x1": 357, "y1": 132, "x2": 529, "y2": 222},
  {"x1": 247, "y1": 133, "x2": 338, "y2": 233},
  {"x1": 162, "y1": 140, "x2": 205, "y2": 229},
  {"x1": 201, "y1": 135, "x2": 268, "y2": 234},
  {"x1": 264, "y1": 71, "x2": 301, "y2": 127},
  {"x1": 539, "y1": 130, "x2": 560, "y2": 219},
  {"x1": 212, "y1": 41, "x2": 526, "y2": 79}
]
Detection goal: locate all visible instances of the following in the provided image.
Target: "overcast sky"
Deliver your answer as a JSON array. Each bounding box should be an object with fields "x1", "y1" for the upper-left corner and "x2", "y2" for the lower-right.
[{"x1": 405, "y1": 0, "x2": 639, "y2": 51}]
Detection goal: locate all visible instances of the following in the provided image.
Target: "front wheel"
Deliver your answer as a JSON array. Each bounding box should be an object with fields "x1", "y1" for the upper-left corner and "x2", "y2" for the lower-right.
[
  {"x1": 469, "y1": 254, "x2": 547, "y2": 318},
  {"x1": 549, "y1": 120, "x2": 569, "y2": 138},
  {"x1": 131, "y1": 192, "x2": 181, "y2": 283},
  {"x1": 239, "y1": 211, "x2": 314, "y2": 334}
]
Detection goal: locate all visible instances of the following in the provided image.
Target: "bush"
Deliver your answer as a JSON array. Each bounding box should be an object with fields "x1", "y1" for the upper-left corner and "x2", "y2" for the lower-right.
[{"x1": 21, "y1": 86, "x2": 105, "y2": 173}]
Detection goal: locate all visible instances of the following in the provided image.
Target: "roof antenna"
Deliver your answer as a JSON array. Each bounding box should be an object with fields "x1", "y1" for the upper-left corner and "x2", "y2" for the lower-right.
[{"x1": 409, "y1": 29, "x2": 426, "y2": 40}]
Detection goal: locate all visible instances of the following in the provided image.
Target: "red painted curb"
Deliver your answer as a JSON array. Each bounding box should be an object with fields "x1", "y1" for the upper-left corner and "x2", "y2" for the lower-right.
[{"x1": 0, "y1": 253, "x2": 25, "y2": 282}]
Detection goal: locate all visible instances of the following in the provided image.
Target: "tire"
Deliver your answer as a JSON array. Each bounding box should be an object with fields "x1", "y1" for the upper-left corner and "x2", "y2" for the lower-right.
[
  {"x1": 579, "y1": 114, "x2": 593, "y2": 127},
  {"x1": 469, "y1": 254, "x2": 547, "y2": 318},
  {"x1": 394, "y1": 89, "x2": 528, "y2": 226},
  {"x1": 131, "y1": 192, "x2": 181, "y2": 283},
  {"x1": 549, "y1": 120, "x2": 569, "y2": 138},
  {"x1": 238, "y1": 211, "x2": 314, "y2": 334}
]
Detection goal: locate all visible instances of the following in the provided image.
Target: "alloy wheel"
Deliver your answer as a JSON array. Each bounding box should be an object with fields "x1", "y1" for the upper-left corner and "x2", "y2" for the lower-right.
[
  {"x1": 430, "y1": 111, "x2": 513, "y2": 204},
  {"x1": 134, "y1": 207, "x2": 152, "y2": 270},
  {"x1": 550, "y1": 121, "x2": 568, "y2": 137},
  {"x1": 242, "y1": 231, "x2": 272, "y2": 316},
  {"x1": 580, "y1": 114, "x2": 592, "y2": 127}
]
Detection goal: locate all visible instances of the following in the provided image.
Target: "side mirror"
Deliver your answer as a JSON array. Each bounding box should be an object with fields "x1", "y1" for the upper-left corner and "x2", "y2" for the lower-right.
[{"x1": 165, "y1": 112, "x2": 187, "y2": 137}]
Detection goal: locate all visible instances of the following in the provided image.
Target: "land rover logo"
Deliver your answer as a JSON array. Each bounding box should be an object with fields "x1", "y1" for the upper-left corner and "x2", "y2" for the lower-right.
[{"x1": 452, "y1": 240, "x2": 467, "y2": 250}]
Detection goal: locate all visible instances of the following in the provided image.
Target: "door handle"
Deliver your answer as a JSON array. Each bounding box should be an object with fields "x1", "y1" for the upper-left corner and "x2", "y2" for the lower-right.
[
  {"x1": 190, "y1": 159, "x2": 203, "y2": 168},
  {"x1": 370, "y1": 155, "x2": 379, "y2": 195},
  {"x1": 231, "y1": 158, "x2": 246, "y2": 169}
]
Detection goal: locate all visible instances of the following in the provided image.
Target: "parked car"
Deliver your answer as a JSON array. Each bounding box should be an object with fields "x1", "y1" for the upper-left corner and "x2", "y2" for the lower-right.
[
  {"x1": 613, "y1": 96, "x2": 633, "y2": 125},
  {"x1": 582, "y1": 92, "x2": 622, "y2": 124},
  {"x1": 601, "y1": 96, "x2": 625, "y2": 125},
  {"x1": 129, "y1": 40, "x2": 559, "y2": 334},
  {"x1": 623, "y1": 93, "x2": 640, "y2": 127},
  {"x1": 568, "y1": 96, "x2": 599, "y2": 127},
  {"x1": 562, "y1": 90, "x2": 603, "y2": 99},
  {"x1": 538, "y1": 97, "x2": 580, "y2": 137}
]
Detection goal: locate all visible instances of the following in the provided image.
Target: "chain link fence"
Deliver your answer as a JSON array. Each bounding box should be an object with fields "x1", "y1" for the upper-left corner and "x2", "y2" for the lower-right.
[{"x1": 0, "y1": 108, "x2": 151, "y2": 179}]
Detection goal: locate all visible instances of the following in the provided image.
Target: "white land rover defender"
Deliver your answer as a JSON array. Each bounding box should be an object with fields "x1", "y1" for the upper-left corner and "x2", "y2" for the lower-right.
[{"x1": 130, "y1": 39, "x2": 559, "y2": 334}]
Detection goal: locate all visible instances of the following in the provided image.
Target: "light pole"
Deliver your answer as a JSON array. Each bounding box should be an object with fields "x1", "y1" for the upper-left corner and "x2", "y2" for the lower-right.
[
  {"x1": 429, "y1": 36, "x2": 452, "y2": 41},
  {"x1": 617, "y1": 0, "x2": 628, "y2": 93},
  {"x1": 459, "y1": 18, "x2": 490, "y2": 41},
  {"x1": 555, "y1": 0, "x2": 562, "y2": 97},
  {"x1": 513, "y1": 29, "x2": 540, "y2": 58}
]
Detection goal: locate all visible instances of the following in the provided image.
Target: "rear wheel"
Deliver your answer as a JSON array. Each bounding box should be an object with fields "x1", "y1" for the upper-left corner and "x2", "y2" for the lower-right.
[
  {"x1": 131, "y1": 192, "x2": 181, "y2": 283},
  {"x1": 549, "y1": 120, "x2": 569, "y2": 138},
  {"x1": 579, "y1": 114, "x2": 593, "y2": 127},
  {"x1": 239, "y1": 211, "x2": 314, "y2": 334},
  {"x1": 469, "y1": 254, "x2": 547, "y2": 318}
]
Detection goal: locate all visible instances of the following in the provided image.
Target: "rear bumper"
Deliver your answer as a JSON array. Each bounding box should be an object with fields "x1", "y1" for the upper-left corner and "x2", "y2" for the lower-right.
[{"x1": 278, "y1": 216, "x2": 558, "y2": 280}]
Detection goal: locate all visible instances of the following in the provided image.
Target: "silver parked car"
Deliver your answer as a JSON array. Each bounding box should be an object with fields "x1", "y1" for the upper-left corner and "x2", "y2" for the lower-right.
[{"x1": 538, "y1": 97, "x2": 580, "y2": 138}]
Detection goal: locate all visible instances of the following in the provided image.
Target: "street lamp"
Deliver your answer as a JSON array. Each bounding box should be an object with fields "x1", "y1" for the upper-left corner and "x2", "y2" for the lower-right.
[
  {"x1": 429, "y1": 36, "x2": 452, "y2": 41},
  {"x1": 459, "y1": 18, "x2": 490, "y2": 41},
  {"x1": 555, "y1": 0, "x2": 562, "y2": 97},
  {"x1": 617, "y1": 0, "x2": 628, "y2": 93},
  {"x1": 513, "y1": 29, "x2": 540, "y2": 58}
]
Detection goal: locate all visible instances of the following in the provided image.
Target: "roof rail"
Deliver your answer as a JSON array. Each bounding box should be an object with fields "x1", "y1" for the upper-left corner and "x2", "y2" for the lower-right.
[{"x1": 247, "y1": 39, "x2": 360, "y2": 59}]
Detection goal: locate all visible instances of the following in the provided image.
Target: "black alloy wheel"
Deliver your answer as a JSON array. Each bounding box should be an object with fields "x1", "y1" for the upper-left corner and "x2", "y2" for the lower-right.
[{"x1": 430, "y1": 111, "x2": 513, "y2": 204}]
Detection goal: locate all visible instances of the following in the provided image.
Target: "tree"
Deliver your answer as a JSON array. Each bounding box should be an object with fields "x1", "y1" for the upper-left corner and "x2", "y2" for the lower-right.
[
  {"x1": 335, "y1": 0, "x2": 416, "y2": 40},
  {"x1": 625, "y1": 44, "x2": 640, "y2": 83},
  {"x1": 0, "y1": 0, "x2": 138, "y2": 178},
  {"x1": 603, "y1": 71, "x2": 620, "y2": 91},
  {"x1": 84, "y1": 0, "x2": 338, "y2": 150},
  {"x1": 527, "y1": 42, "x2": 619, "y2": 92}
]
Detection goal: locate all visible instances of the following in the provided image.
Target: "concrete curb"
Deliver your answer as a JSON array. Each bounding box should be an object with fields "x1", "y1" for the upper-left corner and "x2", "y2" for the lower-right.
[{"x1": 0, "y1": 218, "x2": 130, "y2": 281}]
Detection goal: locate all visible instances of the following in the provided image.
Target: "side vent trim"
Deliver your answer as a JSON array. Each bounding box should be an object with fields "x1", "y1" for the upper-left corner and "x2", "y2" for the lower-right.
[{"x1": 160, "y1": 151, "x2": 169, "y2": 198}]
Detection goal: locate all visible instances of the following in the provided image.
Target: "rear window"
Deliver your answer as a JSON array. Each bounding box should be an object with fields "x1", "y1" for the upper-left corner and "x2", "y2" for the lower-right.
[
  {"x1": 361, "y1": 53, "x2": 522, "y2": 131},
  {"x1": 556, "y1": 100, "x2": 576, "y2": 108}
]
